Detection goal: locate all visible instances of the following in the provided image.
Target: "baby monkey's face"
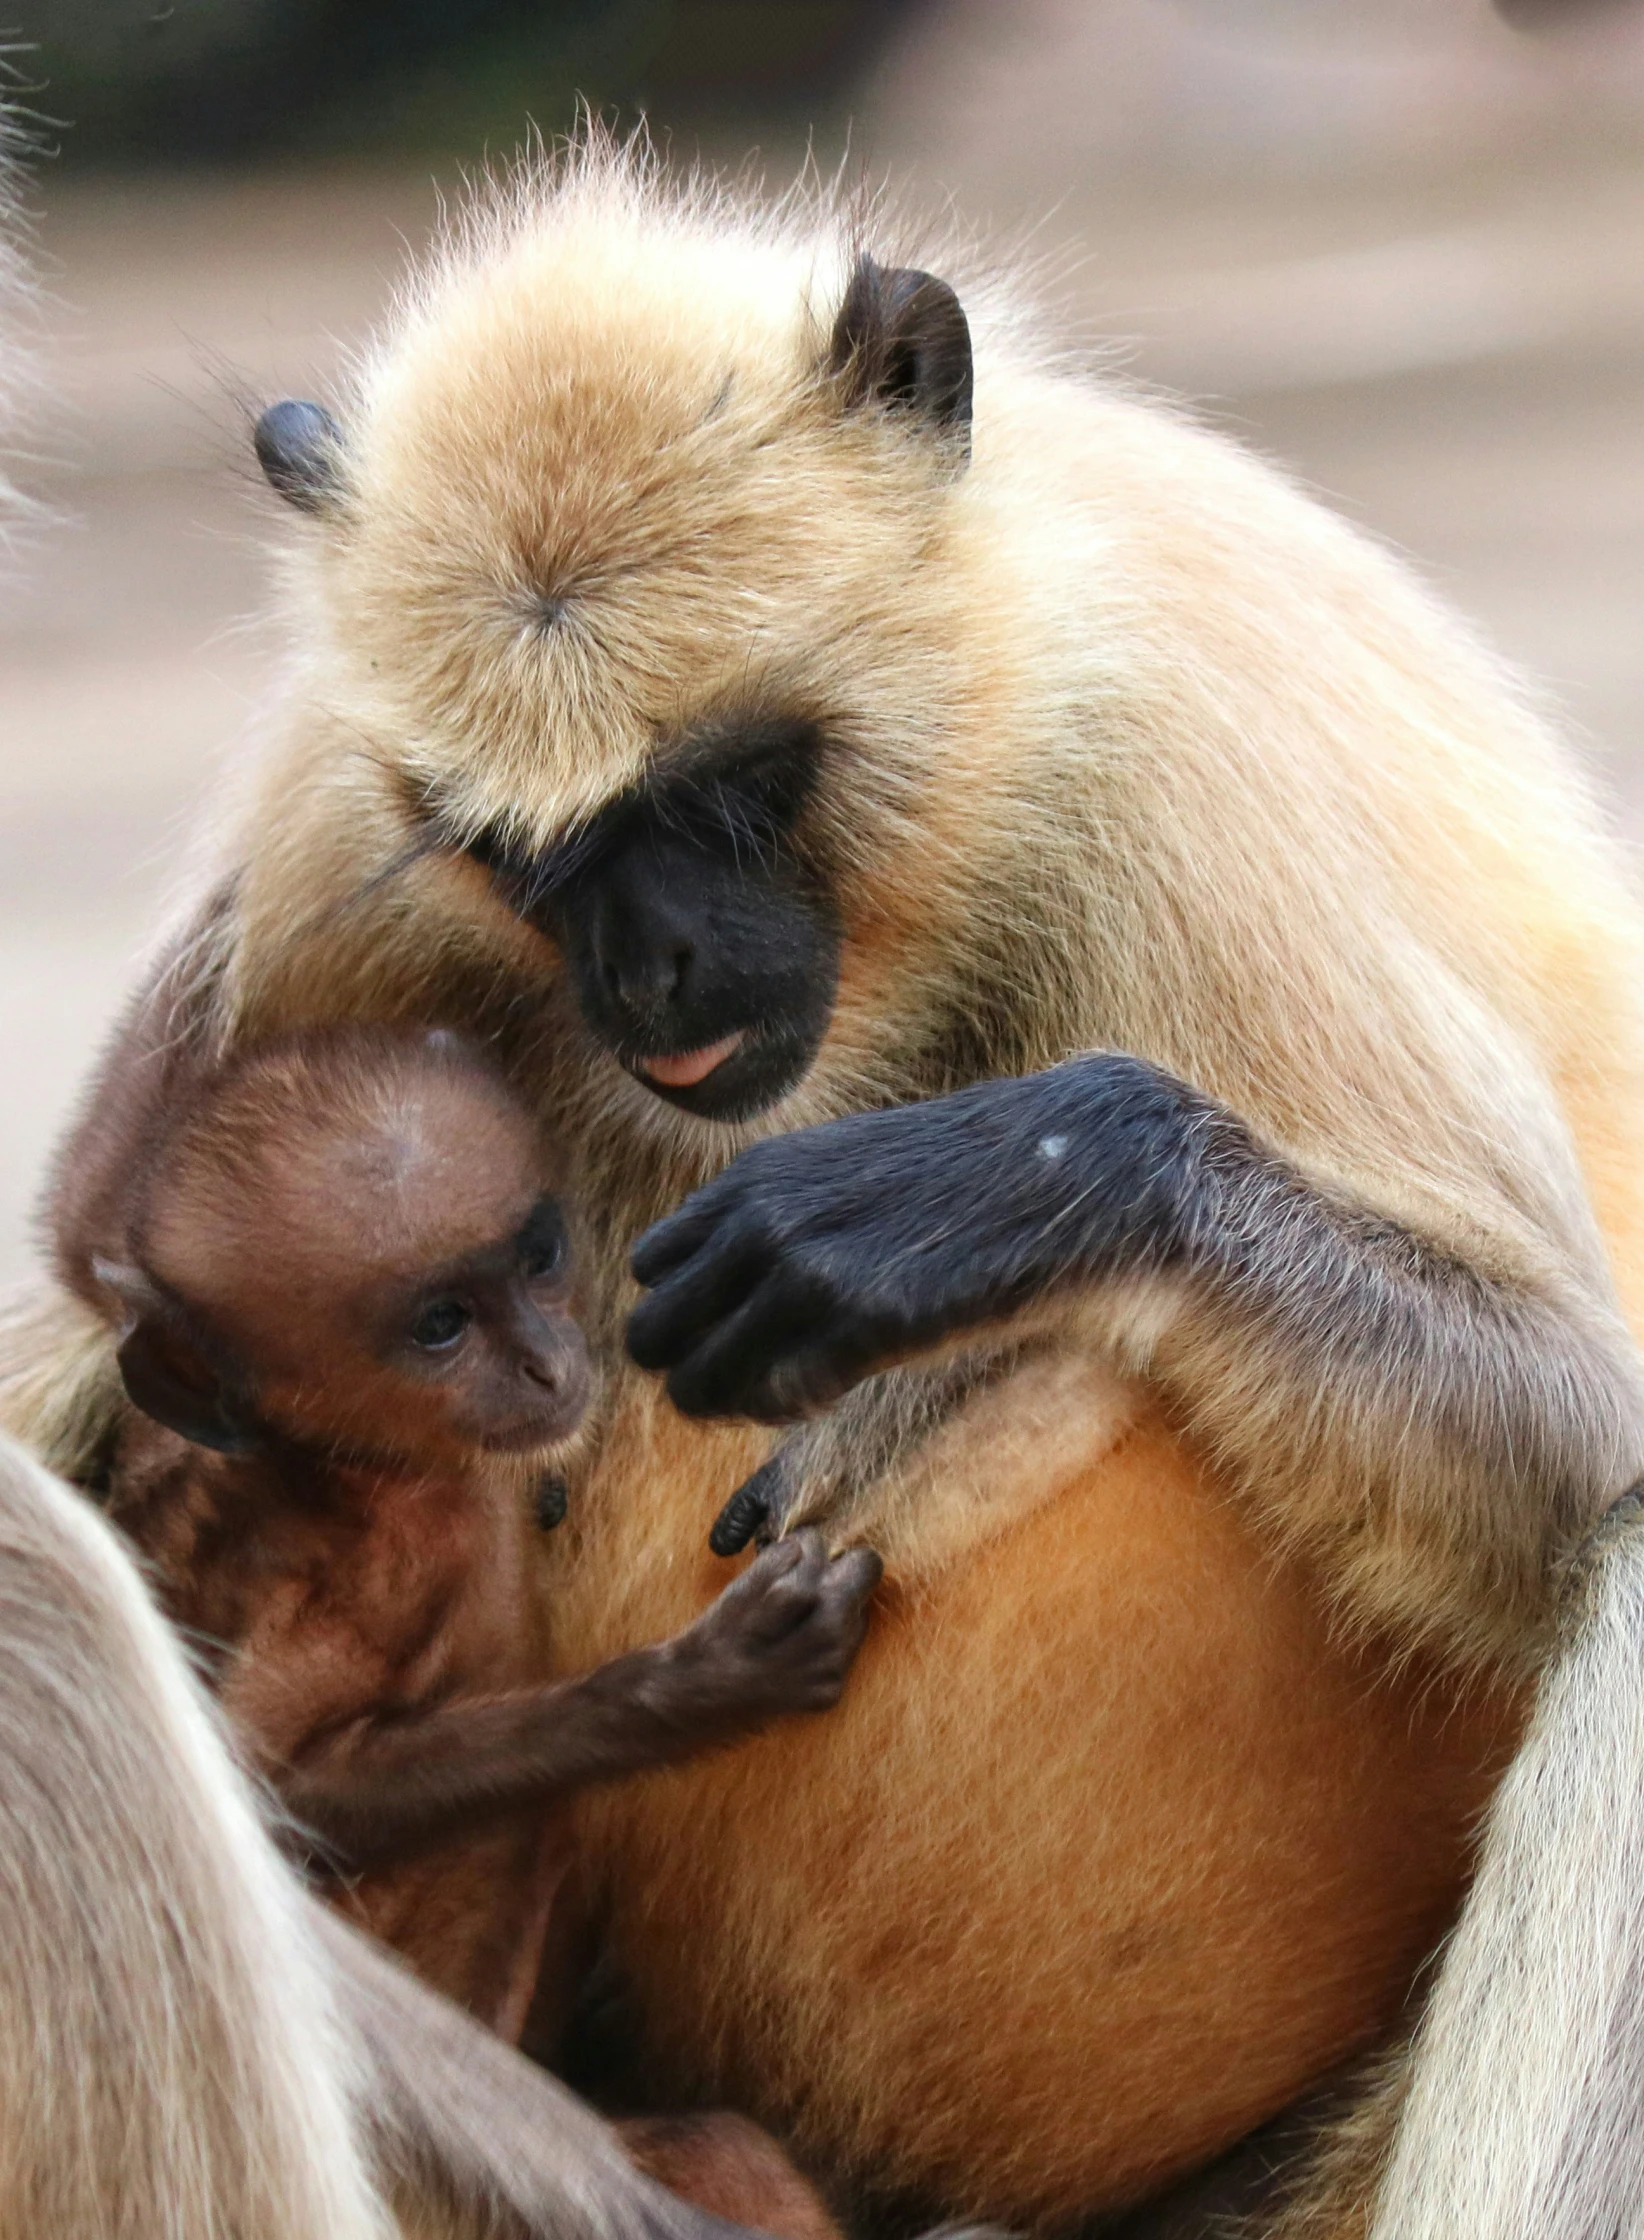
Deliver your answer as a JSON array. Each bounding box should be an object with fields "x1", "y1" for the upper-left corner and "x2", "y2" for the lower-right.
[
  {"x1": 128, "y1": 1035, "x2": 597, "y2": 1473},
  {"x1": 363, "y1": 1191, "x2": 591, "y2": 1459}
]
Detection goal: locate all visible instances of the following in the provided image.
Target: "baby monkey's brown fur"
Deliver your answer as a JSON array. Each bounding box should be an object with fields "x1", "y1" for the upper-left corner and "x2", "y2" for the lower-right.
[{"x1": 96, "y1": 1025, "x2": 868, "y2": 2239}]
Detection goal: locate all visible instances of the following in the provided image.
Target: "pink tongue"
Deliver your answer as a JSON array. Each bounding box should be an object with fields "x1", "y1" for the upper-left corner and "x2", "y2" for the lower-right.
[{"x1": 638, "y1": 1034, "x2": 744, "y2": 1089}]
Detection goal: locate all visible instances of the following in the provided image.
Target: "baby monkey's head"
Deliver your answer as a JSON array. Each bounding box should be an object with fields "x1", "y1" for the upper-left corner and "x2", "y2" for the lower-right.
[{"x1": 101, "y1": 1026, "x2": 590, "y2": 1470}]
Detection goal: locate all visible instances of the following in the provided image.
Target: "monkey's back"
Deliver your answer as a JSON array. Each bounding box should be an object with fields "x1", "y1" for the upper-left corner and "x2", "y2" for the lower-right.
[{"x1": 551, "y1": 1381, "x2": 1515, "y2": 2226}]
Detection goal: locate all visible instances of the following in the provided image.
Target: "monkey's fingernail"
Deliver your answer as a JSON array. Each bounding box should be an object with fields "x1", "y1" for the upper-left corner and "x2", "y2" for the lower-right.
[{"x1": 535, "y1": 1473, "x2": 570, "y2": 1531}]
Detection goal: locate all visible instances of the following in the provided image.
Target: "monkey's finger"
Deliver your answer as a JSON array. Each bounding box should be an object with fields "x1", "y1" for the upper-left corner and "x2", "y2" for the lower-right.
[
  {"x1": 719, "y1": 1530, "x2": 807, "y2": 1606},
  {"x1": 824, "y1": 1546, "x2": 885, "y2": 1610},
  {"x1": 630, "y1": 1190, "x2": 738, "y2": 1287},
  {"x1": 744, "y1": 1525, "x2": 827, "y2": 1594},
  {"x1": 729, "y1": 1530, "x2": 831, "y2": 1643},
  {"x1": 734, "y1": 1529, "x2": 806, "y2": 1579},
  {"x1": 627, "y1": 1231, "x2": 770, "y2": 1372},
  {"x1": 659, "y1": 1279, "x2": 818, "y2": 1419}
]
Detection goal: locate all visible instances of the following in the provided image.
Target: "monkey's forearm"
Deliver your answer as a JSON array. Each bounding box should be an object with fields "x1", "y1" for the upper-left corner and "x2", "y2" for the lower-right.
[
  {"x1": 631, "y1": 1054, "x2": 1644, "y2": 1665},
  {"x1": 283, "y1": 1534, "x2": 875, "y2": 1868},
  {"x1": 283, "y1": 1650, "x2": 751, "y2": 1865},
  {"x1": 316, "y1": 1904, "x2": 744, "y2": 2240}
]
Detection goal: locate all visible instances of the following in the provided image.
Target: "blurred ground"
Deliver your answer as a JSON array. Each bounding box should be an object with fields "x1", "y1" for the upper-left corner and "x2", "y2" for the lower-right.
[{"x1": 4, "y1": 0, "x2": 1644, "y2": 1282}]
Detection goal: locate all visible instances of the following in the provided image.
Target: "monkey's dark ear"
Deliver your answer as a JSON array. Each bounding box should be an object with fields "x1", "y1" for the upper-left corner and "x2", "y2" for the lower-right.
[
  {"x1": 827, "y1": 256, "x2": 973, "y2": 469},
  {"x1": 253, "y1": 399, "x2": 345, "y2": 516},
  {"x1": 114, "y1": 1313, "x2": 256, "y2": 1457}
]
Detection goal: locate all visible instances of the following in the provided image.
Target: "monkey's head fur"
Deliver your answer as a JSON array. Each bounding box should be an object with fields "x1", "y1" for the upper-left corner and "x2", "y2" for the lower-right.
[
  {"x1": 230, "y1": 124, "x2": 1644, "y2": 1311},
  {"x1": 99, "y1": 1026, "x2": 591, "y2": 1470},
  {"x1": 233, "y1": 131, "x2": 1087, "y2": 1182}
]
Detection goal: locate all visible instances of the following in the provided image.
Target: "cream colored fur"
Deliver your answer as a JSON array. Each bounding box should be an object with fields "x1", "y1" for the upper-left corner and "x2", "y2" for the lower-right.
[
  {"x1": 1365, "y1": 1499, "x2": 1644, "y2": 2239},
  {"x1": 0, "y1": 1430, "x2": 391, "y2": 2239},
  {"x1": 20, "y1": 130, "x2": 1644, "y2": 2231}
]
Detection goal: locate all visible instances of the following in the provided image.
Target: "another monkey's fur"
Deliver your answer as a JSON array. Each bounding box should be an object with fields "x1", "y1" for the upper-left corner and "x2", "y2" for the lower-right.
[
  {"x1": 0, "y1": 108, "x2": 378, "y2": 2240},
  {"x1": 26, "y1": 134, "x2": 1644, "y2": 2229},
  {"x1": 0, "y1": 1429, "x2": 391, "y2": 2240},
  {"x1": 1363, "y1": 1493, "x2": 1644, "y2": 2240}
]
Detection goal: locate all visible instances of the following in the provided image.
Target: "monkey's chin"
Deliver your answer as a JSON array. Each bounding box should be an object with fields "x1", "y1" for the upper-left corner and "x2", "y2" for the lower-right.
[{"x1": 479, "y1": 1411, "x2": 587, "y2": 1455}]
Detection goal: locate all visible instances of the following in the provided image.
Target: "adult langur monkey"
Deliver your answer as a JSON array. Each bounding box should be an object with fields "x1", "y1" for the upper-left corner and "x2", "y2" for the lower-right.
[
  {"x1": 0, "y1": 114, "x2": 880, "y2": 2240},
  {"x1": 19, "y1": 135, "x2": 1644, "y2": 2235}
]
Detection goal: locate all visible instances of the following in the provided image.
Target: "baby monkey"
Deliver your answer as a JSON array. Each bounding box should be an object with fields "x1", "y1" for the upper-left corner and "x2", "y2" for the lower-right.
[{"x1": 94, "y1": 1025, "x2": 875, "y2": 2238}]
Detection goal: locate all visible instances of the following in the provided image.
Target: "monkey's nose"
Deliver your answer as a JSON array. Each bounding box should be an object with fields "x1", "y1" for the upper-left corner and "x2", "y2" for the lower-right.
[
  {"x1": 522, "y1": 1341, "x2": 592, "y2": 1415},
  {"x1": 521, "y1": 1342, "x2": 594, "y2": 1442},
  {"x1": 602, "y1": 941, "x2": 691, "y2": 1018}
]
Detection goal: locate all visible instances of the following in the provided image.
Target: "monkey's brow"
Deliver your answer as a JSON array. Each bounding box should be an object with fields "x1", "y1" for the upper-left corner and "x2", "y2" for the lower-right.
[
  {"x1": 406, "y1": 719, "x2": 820, "y2": 899},
  {"x1": 403, "y1": 776, "x2": 607, "y2": 905}
]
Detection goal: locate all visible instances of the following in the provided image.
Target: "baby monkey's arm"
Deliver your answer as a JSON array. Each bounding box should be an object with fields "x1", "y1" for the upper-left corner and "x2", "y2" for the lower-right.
[{"x1": 279, "y1": 1531, "x2": 879, "y2": 1869}]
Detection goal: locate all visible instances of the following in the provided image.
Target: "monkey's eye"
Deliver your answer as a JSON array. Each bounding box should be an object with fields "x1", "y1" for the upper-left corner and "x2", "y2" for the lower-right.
[
  {"x1": 517, "y1": 1198, "x2": 567, "y2": 1285},
  {"x1": 522, "y1": 1236, "x2": 563, "y2": 1283},
  {"x1": 408, "y1": 1297, "x2": 471, "y2": 1352}
]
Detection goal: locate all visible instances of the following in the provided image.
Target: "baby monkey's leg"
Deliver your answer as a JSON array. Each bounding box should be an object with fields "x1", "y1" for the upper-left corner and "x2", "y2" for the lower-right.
[{"x1": 281, "y1": 1532, "x2": 881, "y2": 1869}]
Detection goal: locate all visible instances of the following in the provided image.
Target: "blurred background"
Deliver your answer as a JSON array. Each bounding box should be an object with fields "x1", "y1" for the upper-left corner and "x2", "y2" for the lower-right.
[{"x1": 3, "y1": 0, "x2": 1644, "y2": 1280}]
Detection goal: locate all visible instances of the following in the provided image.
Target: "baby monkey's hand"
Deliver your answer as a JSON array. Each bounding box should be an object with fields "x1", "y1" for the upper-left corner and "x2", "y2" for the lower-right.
[{"x1": 668, "y1": 1529, "x2": 882, "y2": 1726}]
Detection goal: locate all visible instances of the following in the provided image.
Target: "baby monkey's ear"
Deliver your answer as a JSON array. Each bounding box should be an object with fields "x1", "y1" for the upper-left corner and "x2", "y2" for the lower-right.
[
  {"x1": 253, "y1": 399, "x2": 347, "y2": 517},
  {"x1": 94, "y1": 1260, "x2": 258, "y2": 1457}
]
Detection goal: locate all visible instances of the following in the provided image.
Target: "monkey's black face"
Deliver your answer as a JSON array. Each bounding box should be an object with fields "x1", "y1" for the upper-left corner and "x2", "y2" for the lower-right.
[
  {"x1": 551, "y1": 825, "x2": 840, "y2": 1122},
  {"x1": 458, "y1": 725, "x2": 842, "y2": 1124}
]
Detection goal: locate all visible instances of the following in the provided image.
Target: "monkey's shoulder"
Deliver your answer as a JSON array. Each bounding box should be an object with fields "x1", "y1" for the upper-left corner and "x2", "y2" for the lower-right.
[{"x1": 104, "y1": 1417, "x2": 272, "y2": 1622}]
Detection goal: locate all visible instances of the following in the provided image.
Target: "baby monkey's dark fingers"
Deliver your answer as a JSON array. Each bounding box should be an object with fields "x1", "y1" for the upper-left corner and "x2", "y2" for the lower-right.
[
  {"x1": 811, "y1": 1546, "x2": 884, "y2": 1650},
  {"x1": 740, "y1": 1527, "x2": 832, "y2": 1640},
  {"x1": 826, "y1": 1544, "x2": 884, "y2": 1609},
  {"x1": 780, "y1": 1544, "x2": 884, "y2": 1709},
  {"x1": 709, "y1": 1461, "x2": 783, "y2": 1556},
  {"x1": 688, "y1": 1531, "x2": 816, "y2": 1654}
]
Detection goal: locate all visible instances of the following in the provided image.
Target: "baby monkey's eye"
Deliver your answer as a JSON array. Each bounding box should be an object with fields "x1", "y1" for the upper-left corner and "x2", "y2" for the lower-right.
[
  {"x1": 517, "y1": 1198, "x2": 567, "y2": 1284},
  {"x1": 409, "y1": 1297, "x2": 471, "y2": 1351}
]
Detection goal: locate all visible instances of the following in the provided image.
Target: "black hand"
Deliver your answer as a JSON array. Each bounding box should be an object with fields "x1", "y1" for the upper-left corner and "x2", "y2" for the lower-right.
[{"x1": 628, "y1": 1052, "x2": 1208, "y2": 1422}]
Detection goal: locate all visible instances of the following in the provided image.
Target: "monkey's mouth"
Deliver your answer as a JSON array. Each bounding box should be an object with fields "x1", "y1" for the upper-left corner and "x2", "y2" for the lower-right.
[
  {"x1": 478, "y1": 1371, "x2": 593, "y2": 1454},
  {"x1": 631, "y1": 1034, "x2": 745, "y2": 1090},
  {"x1": 621, "y1": 1026, "x2": 818, "y2": 1122},
  {"x1": 481, "y1": 1410, "x2": 585, "y2": 1454}
]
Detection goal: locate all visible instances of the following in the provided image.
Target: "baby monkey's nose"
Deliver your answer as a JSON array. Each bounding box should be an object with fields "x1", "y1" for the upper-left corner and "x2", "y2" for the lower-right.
[{"x1": 521, "y1": 1330, "x2": 594, "y2": 1435}]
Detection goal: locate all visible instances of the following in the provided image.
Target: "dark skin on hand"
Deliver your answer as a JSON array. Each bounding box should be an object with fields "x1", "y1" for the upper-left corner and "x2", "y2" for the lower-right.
[{"x1": 626, "y1": 1056, "x2": 1209, "y2": 1426}]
